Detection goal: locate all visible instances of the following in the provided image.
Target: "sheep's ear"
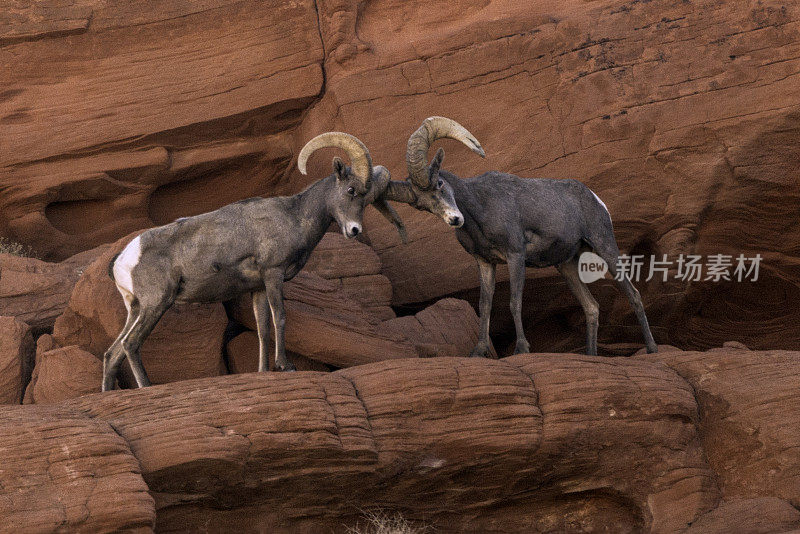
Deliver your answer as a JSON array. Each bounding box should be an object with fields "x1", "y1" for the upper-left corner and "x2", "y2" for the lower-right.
[
  {"x1": 428, "y1": 147, "x2": 445, "y2": 183},
  {"x1": 332, "y1": 157, "x2": 347, "y2": 181}
]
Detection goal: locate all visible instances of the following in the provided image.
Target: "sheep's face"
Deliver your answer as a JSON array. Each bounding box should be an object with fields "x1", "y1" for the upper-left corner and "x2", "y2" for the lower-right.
[
  {"x1": 408, "y1": 148, "x2": 463, "y2": 228},
  {"x1": 330, "y1": 157, "x2": 369, "y2": 238}
]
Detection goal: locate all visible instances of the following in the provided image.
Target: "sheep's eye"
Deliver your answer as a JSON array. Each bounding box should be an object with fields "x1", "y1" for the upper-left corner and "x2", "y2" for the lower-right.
[
  {"x1": 347, "y1": 187, "x2": 356, "y2": 196},
  {"x1": 437, "y1": 179, "x2": 444, "y2": 188}
]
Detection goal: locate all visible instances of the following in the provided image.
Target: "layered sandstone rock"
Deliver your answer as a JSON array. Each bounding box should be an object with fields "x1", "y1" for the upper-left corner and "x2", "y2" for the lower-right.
[
  {"x1": 52, "y1": 233, "x2": 228, "y2": 387},
  {"x1": 229, "y1": 270, "x2": 418, "y2": 368},
  {"x1": 304, "y1": 232, "x2": 396, "y2": 320},
  {"x1": 0, "y1": 250, "x2": 107, "y2": 332},
  {"x1": 3, "y1": 0, "x2": 799, "y2": 353},
  {"x1": 0, "y1": 404, "x2": 155, "y2": 532},
  {"x1": 639, "y1": 348, "x2": 800, "y2": 508},
  {"x1": 0, "y1": 316, "x2": 34, "y2": 404},
  {"x1": 382, "y1": 297, "x2": 489, "y2": 358},
  {"x1": 0, "y1": 0, "x2": 324, "y2": 260},
  {"x1": 63, "y1": 354, "x2": 714, "y2": 533},
  {"x1": 23, "y1": 345, "x2": 103, "y2": 405},
  {"x1": 1, "y1": 350, "x2": 799, "y2": 532},
  {"x1": 229, "y1": 269, "x2": 484, "y2": 368},
  {"x1": 684, "y1": 498, "x2": 800, "y2": 534},
  {"x1": 225, "y1": 330, "x2": 331, "y2": 373}
]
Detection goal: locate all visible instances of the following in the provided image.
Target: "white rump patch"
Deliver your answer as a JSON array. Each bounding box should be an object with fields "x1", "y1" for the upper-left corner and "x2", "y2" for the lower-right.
[
  {"x1": 113, "y1": 236, "x2": 142, "y2": 297},
  {"x1": 591, "y1": 190, "x2": 611, "y2": 220}
]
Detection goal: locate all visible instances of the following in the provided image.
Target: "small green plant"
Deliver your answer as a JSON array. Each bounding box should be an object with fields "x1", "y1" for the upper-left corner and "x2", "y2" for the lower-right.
[
  {"x1": 0, "y1": 237, "x2": 37, "y2": 258},
  {"x1": 346, "y1": 510, "x2": 429, "y2": 534}
]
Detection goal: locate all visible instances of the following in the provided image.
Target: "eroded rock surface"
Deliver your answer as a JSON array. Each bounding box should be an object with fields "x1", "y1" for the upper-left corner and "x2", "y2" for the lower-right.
[
  {"x1": 0, "y1": 0, "x2": 324, "y2": 260},
  {"x1": 1, "y1": 350, "x2": 799, "y2": 532},
  {"x1": 639, "y1": 349, "x2": 800, "y2": 508},
  {"x1": 0, "y1": 404, "x2": 154, "y2": 532},
  {"x1": 23, "y1": 345, "x2": 102, "y2": 405},
  {"x1": 2, "y1": 0, "x2": 799, "y2": 353},
  {"x1": 382, "y1": 297, "x2": 488, "y2": 358},
  {"x1": 0, "y1": 247, "x2": 107, "y2": 331},
  {"x1": 0, "y1": 316, "x2": 34, "y2": 404},
  {"x1": 304, "y1": 232, "x2": 396, "y2": 320},
  {"x1": 229, "y1": 270, "x2": 418, "y2": 368},
  {"x1": 61, "y1": 354, "x2": 715, "y2": 533}
]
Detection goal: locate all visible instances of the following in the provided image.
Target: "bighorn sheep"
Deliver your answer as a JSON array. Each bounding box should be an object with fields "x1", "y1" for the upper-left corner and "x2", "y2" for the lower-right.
[
  {"x1": 380, "y1": 117, "x2": 658, "y2": 356},
  {"x1": 102, "y1": 133, "x2": 404, "y2": 391}
]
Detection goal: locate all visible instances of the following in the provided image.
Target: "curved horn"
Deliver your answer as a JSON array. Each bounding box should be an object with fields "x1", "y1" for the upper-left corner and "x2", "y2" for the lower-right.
[
  {"x1": 366, "y1": 166, "x2": 408, "y2": 243},
  {"x1": 381, "y1": 180, "x2": 417, "y2": 204},
  {"x1": 364, "y1": 165, "x2": 391, "y2": 205},
  {"x1": 406, "y1": 116, "x2": 485, "y2": 189},
  {"x1": 298, "y1": 132, "x2": 373, "y2": 186}
]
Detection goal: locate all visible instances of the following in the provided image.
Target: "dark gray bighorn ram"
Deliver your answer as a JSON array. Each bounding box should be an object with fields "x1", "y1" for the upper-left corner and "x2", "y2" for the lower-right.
[
  {"x1": 380, "y1": 116, "x2": 658, "y2": 357},
  {"x1": 102, "y1": 133, "x2": 405, "y2": 391}
]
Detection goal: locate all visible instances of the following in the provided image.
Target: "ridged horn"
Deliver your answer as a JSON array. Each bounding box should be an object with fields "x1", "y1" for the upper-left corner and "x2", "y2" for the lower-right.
[
  {"x1": 298, "y1": 132, "x2": 373, "y2": 186},
  {"x1": 364, "y1": 165, "x2": 391, "y2": 205},
  {"x1": 406, "y1": 116, "x2": 485, "y2": 189},
  {"x1": 366, "y1": 166, "x2": 408, "y2": 243}
]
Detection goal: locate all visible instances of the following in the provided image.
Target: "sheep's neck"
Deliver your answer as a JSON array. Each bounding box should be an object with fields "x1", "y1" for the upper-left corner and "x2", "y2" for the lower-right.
[
  {"x1": 295, "y1": 174, "x2": 336, "y2": 246},
  {"x1": 443, "y1": 171, "x2": 486, "y2": 229}
]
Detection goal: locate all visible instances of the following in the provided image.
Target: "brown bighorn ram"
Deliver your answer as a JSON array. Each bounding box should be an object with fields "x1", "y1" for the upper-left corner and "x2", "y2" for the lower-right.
[
  {"x1": 102, "y1": 133, "x2": 404, "y2": 391},
  {"x1": 380, "y1": 117, "x2": 658, "y2": 356}
]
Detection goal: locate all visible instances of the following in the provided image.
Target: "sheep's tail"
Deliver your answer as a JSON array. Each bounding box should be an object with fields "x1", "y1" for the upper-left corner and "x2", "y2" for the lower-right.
[{"x1": 108, "y1": 253, "x2": 121, "y2": 281}]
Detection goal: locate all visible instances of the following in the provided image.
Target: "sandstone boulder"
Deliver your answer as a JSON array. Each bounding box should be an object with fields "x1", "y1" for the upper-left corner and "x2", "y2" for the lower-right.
[
  {"x1": 0, "y1": 316, "x2": 34, "y2": 404},
  {"x1": 4, "y1": 0, "x2": 799, "y2": 354},
  {"x1": 226, "y1": 330, "x2": 331, "y2": 373},
  {"x1": 52, "y1": 232, "x2": 227, "y2": 386},
  {"x1": 230, "y1": 270, "x2": 418, "y2": 368},
  {"x1": 382, "y1": 297, "x2": 489, "y2": 358},
  {"x1": 303, "y1": 232, "x2": 395, "y2": 320},
  {"x1": 230, "y1": 271, "x2": 486, "y2": 368},
  {"x1": 639, "y1": 349, "x2": 800, "y2": 507},
  {"x1": 60, "y1": 354, "x2": 715, "y2": 533},
  {"x1": 0, "y1": 246, "x2": 109, "y2": 332},
  {"x1": 24, "y1": 345, "x2": 103, "y2": 405},
  {"x1": 0, "y1": 404, "x2": 154, "y2": 532}
]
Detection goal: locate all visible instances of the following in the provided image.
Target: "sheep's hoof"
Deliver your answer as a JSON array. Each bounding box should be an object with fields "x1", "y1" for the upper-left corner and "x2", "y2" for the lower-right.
[
  {"x1": 468, "y1": 345, "x2": 490, "y2": 358},
  {"x1": 276, "y1": 362, "x2": 296, "y2": 372},
  {"x1": 513, "y1": 340, "x2": 530, "y2": 355}
]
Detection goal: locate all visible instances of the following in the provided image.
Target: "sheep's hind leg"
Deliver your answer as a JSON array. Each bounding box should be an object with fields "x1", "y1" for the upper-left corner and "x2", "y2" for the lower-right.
[
  {"x1": 102, "y1": 305, "x2": 138, "y2": 392},
  {"x1": 615, "y1": 276, "x2": 658, "y2": 354},
  {"x1": 600, "y1": 250, "x2": 658, "y2": 354},
  {"x1": 557, "y1": 256, "x2": 600, "y2": 356},
  {"x1": 121, "y1": 291, "x2": 176, "y2": 388}
]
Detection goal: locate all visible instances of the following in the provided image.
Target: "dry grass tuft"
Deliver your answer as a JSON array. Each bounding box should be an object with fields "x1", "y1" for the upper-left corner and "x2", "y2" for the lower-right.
[
  {"x1": 0, "y1": 237, "x2": 37, "y2": 258},
  {"x1": 346, "y1": 510, "x2": 429, "y2": 534}
]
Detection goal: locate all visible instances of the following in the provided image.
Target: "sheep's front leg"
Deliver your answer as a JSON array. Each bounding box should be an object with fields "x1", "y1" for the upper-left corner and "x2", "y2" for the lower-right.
[
  {"x1": 507, "y1": 252, "x2": 530, "y2": 354},
  {"x1": 469, "y1": 257, "x2": 496, "y2": 358},
  {"x1": 263, "y1": 273, "x2": 295, "y2": 372},
  {"x1": 252, "y1": 290, "x2": 271, "y2": 372}
]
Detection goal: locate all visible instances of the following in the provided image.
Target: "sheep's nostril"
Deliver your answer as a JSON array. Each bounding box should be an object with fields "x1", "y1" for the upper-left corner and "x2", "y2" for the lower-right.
[
  {"x1": 351, "y1": 226, "x2": 360, "y2": 236},
  {"x1": 448, "y1": 215, "x2": 462, "y2": 227}
]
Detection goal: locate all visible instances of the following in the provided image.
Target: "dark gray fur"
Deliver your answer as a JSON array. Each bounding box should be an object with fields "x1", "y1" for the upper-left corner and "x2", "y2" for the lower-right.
[
  {"x1": 396, "y1": 159, "x2": 658, "y2": 356},
  {"x1": 102, "y1": 162, "x2": 373, "y2": 391}
]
